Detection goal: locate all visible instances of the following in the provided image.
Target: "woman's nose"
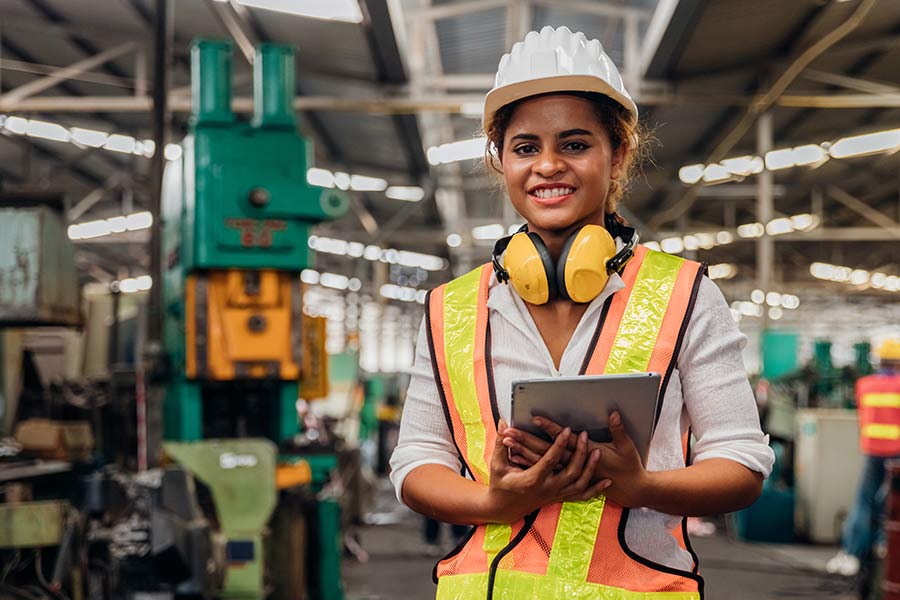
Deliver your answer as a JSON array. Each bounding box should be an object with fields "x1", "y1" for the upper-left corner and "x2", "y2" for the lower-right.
[{"x1": 533, "y1": 150, "x2": 566, "y2": 177}]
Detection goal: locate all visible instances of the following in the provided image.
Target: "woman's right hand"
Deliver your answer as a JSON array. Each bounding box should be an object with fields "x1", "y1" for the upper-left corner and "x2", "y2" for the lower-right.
[{"x1": 483, "y1": 420, "x2": 608, "y2": 523}]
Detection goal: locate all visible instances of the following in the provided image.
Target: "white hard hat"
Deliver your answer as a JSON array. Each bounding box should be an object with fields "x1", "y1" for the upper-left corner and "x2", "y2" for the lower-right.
[{"x1": 483, "y1": 26, "x2": 638, "y2": 132}]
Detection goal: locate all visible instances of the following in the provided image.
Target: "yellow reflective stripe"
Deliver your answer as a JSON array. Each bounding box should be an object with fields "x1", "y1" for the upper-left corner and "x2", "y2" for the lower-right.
[
  {"x1": 546, "y1": 496, "x2": 605, "y2": 580},
  {"x1": 863, "y1": 423, "x2": 900, "y2": 440},
  {"x1": 442, "y1": 267, "x2": 490, "y2": 482},
  {"x1": 607, "y1": 250, "x2": 683, "y2": 374},
  {"x1": 484, "y1": 523, "x2": 512, "y2": 565},
  {"x1": 436, "y1": 570, "x2": 700, "y2": 600},
  {"x1": 862, "y1": 393, "x2": 900, "y2": 408}
]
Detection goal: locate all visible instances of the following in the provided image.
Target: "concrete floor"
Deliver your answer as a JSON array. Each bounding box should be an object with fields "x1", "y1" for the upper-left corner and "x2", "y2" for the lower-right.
[{"x1": 343, "y1": 481, "x2": 860, "y2": 600}]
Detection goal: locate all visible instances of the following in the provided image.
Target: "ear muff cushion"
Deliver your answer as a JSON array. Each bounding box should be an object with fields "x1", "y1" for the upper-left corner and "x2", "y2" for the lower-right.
[
  {"x1": 562, "y1": 224, "x2": 617, "y2": 303},
  {"x1": 503, "y1": 232, "x2": 555, "y2": 304}
]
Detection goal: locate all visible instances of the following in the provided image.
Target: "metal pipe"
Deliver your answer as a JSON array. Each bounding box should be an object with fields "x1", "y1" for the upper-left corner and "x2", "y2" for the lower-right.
[
  {"x1": 756, "y1": 112, "x2": 774, "y2": 325},
  {"x1": 191, "y1": 40, "x2": 234, "y2": 125},
  {"x1": 253, "y1": 43, "x2": 296, "y2": 128}
]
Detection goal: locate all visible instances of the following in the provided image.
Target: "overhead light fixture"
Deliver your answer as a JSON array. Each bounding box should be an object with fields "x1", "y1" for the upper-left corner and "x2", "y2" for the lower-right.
[
  {"x1": 708, "y1": 263, "x2": 737, "y2": 280},
  {"x1": 809, "y1": 261, "x2": 900, "y2": 292},
  {"x1": 115, "y1": 275, "x2": 152, "y2": 294},
  {"x1": 68, "y1": 210, "x2": 153, "y2": 240},
  {"x1": 472, "y1": 223, "x2": 505, "y2": 240},
  {"x1": 679, "y1": 126, "x2": 900, "y2": 184},
  {"x1": 446, "y1": 233, "x2": 462, "y2": 248},
  {"x1": 380, "y1": 283, "x2": 428, "y2": 304},
  {"x1": 427, "y1": 137, "x2": 486, "y2": 165},
  {"x1": 213, "y1": 0, "x2": 363, "y2": 22},
  {"x1": 350, "y1": 174, "x2": 388, "y2": 192},
  {"x1": 308, "y1": 235, "x2": 447, "y2": 271},
  {"x1": 828, "y1": 129, "x2": 900, "y2": 159},
  {"x1": 385, "y1": 186, "x2": 425, "y2": 202}
]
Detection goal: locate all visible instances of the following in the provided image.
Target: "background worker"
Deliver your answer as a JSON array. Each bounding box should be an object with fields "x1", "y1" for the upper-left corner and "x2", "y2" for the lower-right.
[
  {"x1": 390, "y1": 26, "x2": 773, "y2": 598},
  {"x1": 827, "y1": 339, "x2": 900, "y2": 577}
]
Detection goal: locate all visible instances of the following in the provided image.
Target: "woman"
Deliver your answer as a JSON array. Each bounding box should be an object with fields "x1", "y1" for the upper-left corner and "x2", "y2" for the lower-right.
[{"x1": 390, "y1": 26, "x2": 774, "y2": 599}]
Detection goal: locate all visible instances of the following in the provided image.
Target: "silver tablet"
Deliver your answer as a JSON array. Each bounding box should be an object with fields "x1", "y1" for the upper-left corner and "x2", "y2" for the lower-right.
[{"x1": 511, "y1": 372, "x2": 661, "y2": 466}]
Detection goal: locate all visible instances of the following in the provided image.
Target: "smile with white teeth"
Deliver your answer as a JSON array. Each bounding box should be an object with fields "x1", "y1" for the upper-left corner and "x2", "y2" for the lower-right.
[{"x1": 532, "y1": 187, "x2": 575, "y2": 199}]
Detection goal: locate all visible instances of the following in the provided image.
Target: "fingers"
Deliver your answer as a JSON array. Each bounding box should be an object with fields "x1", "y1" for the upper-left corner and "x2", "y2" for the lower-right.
[
  {"x1": 505, "y1": 427, "x2": 552, "y2": 455},
  {"x1": 491, "y1": 420, "x2": 512, "y2": 470},
  {"x1": 608, "y1": 412, "x2": 633, "y2": 451},
  {"x1": 559, "y1": 448, "x2": 600, "y2": 497},
  {"x1": 531, "y1": 427, "x2": 571, "y2": 477},
  {"x1": 533, "y1": 416, "x2": 565, "y2": 439},
  {"x1": 503, "y1": 438, "x2": 542, "y2": 466},
  {"x1": 566, "y1": 477, "x2": 613, "y2": 502},
  {"x1": 556, "y1": 431, "x2": 589, "y2": 481}
]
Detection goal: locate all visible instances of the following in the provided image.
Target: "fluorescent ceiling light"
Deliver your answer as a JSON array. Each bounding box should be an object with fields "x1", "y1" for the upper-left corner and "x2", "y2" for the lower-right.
[
  {"x1": 678, "y1": 165, "x2": 704, "y2": 185},
  {"x1": 386, "y1": 186, "x2": 425, "y2": 202},
  {"x1": 350, "y1": 174, "x2": 388, "y2": 192},
  {"x1": 427, "y1": 137, "x2": 486, "y2": 165},
  {"x1": 737, "y1": 223, "x2": 764, "y2": 238},
  {"x1": 829, "y1": 129, "x2": 900, "y2": 159},
  {"x1": 446, "y1": 233, "x2": 462, "y2": 248},
  {"x1": 70, "y1": 127, "x2": 108, "y2": 148},
  {"x1": 708, "y1": 263, "x2": 736, "y2": 280},
  {"x1": 472, "y1": 223, "x2": 504, "y2": 240},
  {"x1": 702, "y1": 164, "x2": 730, "y2": 183},
  {"x1": 215, "y1": 0, "x2": 363, "y2": 22},
  {"x1": 26, "y1": 119, "x2": 70, "y2": 143},
  {"x1": 68, "y1": 210, "x2": 153, "y2": 240},
  {"x1": 309, "y1": 235, "x2": 447, "y2": 271},
  {"x1": 660, "y1": 237, "x2": 684, "y2": 254}
]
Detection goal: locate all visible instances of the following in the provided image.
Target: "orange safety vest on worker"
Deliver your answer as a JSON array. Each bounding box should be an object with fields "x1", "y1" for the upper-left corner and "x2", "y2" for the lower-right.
[
  {"x1": 425, "y1": 245, "x2": 706, "y2": 600},
  {"x1": 856, "y1": 373, "x2": 900, "y2": 457}
]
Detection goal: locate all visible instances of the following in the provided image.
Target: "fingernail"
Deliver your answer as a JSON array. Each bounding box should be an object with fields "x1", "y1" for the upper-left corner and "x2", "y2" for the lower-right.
[
  {"x1": 502, "y1": 438, "x2": 515, "y2": 448},
  {"x1": 532, "y1": 417, "x2": 542, "y2": 426},
  {"x1": 563, "y1": 427, "x2": 572, "y2": 437},
  {"x1": 580, "y1": 431, "x2": 588, "y2": 443},
  {"x1": 600, "y1": 479, "x2": 612, "y2": 490},
  {"x1": 610, "y1": 412, "x2": 621, "y2": 426}
]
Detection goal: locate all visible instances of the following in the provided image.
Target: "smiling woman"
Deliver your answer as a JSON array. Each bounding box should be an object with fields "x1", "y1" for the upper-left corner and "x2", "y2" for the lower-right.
[{"x1": 390, "y1": 26, "x2": 774, "y2": 600}]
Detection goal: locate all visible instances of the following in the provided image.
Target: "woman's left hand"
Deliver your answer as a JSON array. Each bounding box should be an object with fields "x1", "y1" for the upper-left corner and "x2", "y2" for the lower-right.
[{"x1": 502, "y1": 412, "x2": 652, "y2": 508}]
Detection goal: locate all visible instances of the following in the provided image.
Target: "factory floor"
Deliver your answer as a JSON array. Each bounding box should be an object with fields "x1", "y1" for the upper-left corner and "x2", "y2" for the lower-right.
[{"x1": 343, "y1": 480, "x2": 859, "y2": 599}]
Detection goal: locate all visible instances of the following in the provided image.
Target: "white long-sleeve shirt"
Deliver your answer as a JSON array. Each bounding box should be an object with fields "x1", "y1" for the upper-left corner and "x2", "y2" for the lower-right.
[{"x1": 390, "y1": 267, "x2": 774, "y2": 571}]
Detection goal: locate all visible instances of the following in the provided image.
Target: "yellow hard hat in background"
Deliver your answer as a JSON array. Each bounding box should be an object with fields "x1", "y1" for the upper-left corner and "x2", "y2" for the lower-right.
[{"x1": 878, "y1": 339, "x2": 900, "y2": 362}]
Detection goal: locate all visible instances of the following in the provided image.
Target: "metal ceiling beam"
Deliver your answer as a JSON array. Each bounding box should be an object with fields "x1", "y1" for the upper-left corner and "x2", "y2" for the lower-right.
[
  {"x1": 204, "y1": 0, "x2": 257, "y2": 65},
  {"x1": 359, "y1": 0, "x2": 430, "y2": 177},
  {"x1": 647, "y1": 0, "x2": 879, "y2": 230},
  {"x1": 0, "y1": 42, "x2": 136, "y2": 105},
  {"x1": 12, "y1": 90, "x2": 900, "y2": 113},
  {"x1": 533, "y1": 0, "x2": 651, "y2": 20},
  {"x1": 414, "y1": 0, "x2": 509, "y2": 21},
  {"x1": 800, "y1": 68, "x2": 900, "y2": 95},
  {"x1": 827, "y1": 185, "x2": 900, "y2": 232}
]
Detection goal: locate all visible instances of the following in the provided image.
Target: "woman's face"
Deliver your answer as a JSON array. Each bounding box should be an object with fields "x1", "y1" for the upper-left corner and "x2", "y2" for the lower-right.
[{"x1": 500, "y1": 94, "x2": 625, "y2": 242}]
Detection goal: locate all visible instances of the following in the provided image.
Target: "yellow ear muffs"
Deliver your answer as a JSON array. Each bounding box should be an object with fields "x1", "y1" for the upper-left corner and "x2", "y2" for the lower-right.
[
  {"x1": 557, "y1": 224, "x2": 617, "y2": 303},
  {"x1": 503, "y1": 232, "x2": 557, "y2": 305}
]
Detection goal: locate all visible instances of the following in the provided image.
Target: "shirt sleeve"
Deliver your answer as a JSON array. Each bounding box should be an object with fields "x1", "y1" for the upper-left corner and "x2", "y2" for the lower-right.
[
  {"x1": 389, "y1": 316, "x2": 462, "y2": 504},
  {"x1": 678, "y1": 277, "x2": 775, "y2": 477}
]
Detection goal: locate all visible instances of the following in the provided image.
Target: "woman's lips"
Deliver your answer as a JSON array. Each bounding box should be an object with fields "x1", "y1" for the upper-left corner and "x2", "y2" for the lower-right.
[{"x1": 528, "y1": 190, "x2": 575, "y2": 206}]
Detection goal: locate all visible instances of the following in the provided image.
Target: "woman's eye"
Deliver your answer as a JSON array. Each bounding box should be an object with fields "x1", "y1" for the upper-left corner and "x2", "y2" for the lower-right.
[
  {"x1": 564, "y1": 141, "x2": 589, "y2": 152},
  {"x1": 513, "y1": 144, "x2": 538, "y2": 155}
]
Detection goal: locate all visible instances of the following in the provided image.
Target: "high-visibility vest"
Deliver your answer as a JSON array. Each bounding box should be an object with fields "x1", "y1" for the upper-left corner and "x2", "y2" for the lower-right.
[
  {"x1": 857, "y1": 373, "x2": 900, "y2": 457},
  {"x1": 425, "y1": 245, "x2": 706, "y2": 600}
]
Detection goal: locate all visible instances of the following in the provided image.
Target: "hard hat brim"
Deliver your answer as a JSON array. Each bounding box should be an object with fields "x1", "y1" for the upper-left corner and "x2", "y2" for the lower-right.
[{"x1": 482, "y1": 74, "x2": 639, "y2": 133}]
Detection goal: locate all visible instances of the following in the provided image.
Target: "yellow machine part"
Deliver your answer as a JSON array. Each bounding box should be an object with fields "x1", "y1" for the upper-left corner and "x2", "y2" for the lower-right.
[
  {"x1": 185, "y1": 270, "x2": 301, "y2": 380},
  {"x1": 299, "y1": 314, "x2": 329, "y2": 400}
]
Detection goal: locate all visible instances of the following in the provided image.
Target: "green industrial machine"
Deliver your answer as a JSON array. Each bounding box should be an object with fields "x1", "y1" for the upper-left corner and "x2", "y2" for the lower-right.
[{"x1": 161, "y1": 39, "x2": 349, "y2": 600}]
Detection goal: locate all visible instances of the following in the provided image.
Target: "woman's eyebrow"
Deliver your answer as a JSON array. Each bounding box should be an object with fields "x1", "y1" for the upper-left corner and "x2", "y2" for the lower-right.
[
  {"x1": 509, "y1": 128, "x2": 595, "y2": 143},
  {"x1": 558, "y1": 128, "x2": 594, "y2": 138}
]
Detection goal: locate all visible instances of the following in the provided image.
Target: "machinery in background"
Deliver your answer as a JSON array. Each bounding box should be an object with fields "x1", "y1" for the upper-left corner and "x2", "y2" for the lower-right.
[
  {"x1": 736, "y1": 334, "x2": 874, "y2": 545},
  {"x1": 160, "y1": 39, "x2": 348, "y2": 600}
]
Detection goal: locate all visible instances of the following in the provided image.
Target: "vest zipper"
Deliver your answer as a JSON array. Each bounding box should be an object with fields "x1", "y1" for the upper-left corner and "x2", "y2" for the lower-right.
[{"x1": 485, "y1": 509, "x2": 540, "y2": 600}]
